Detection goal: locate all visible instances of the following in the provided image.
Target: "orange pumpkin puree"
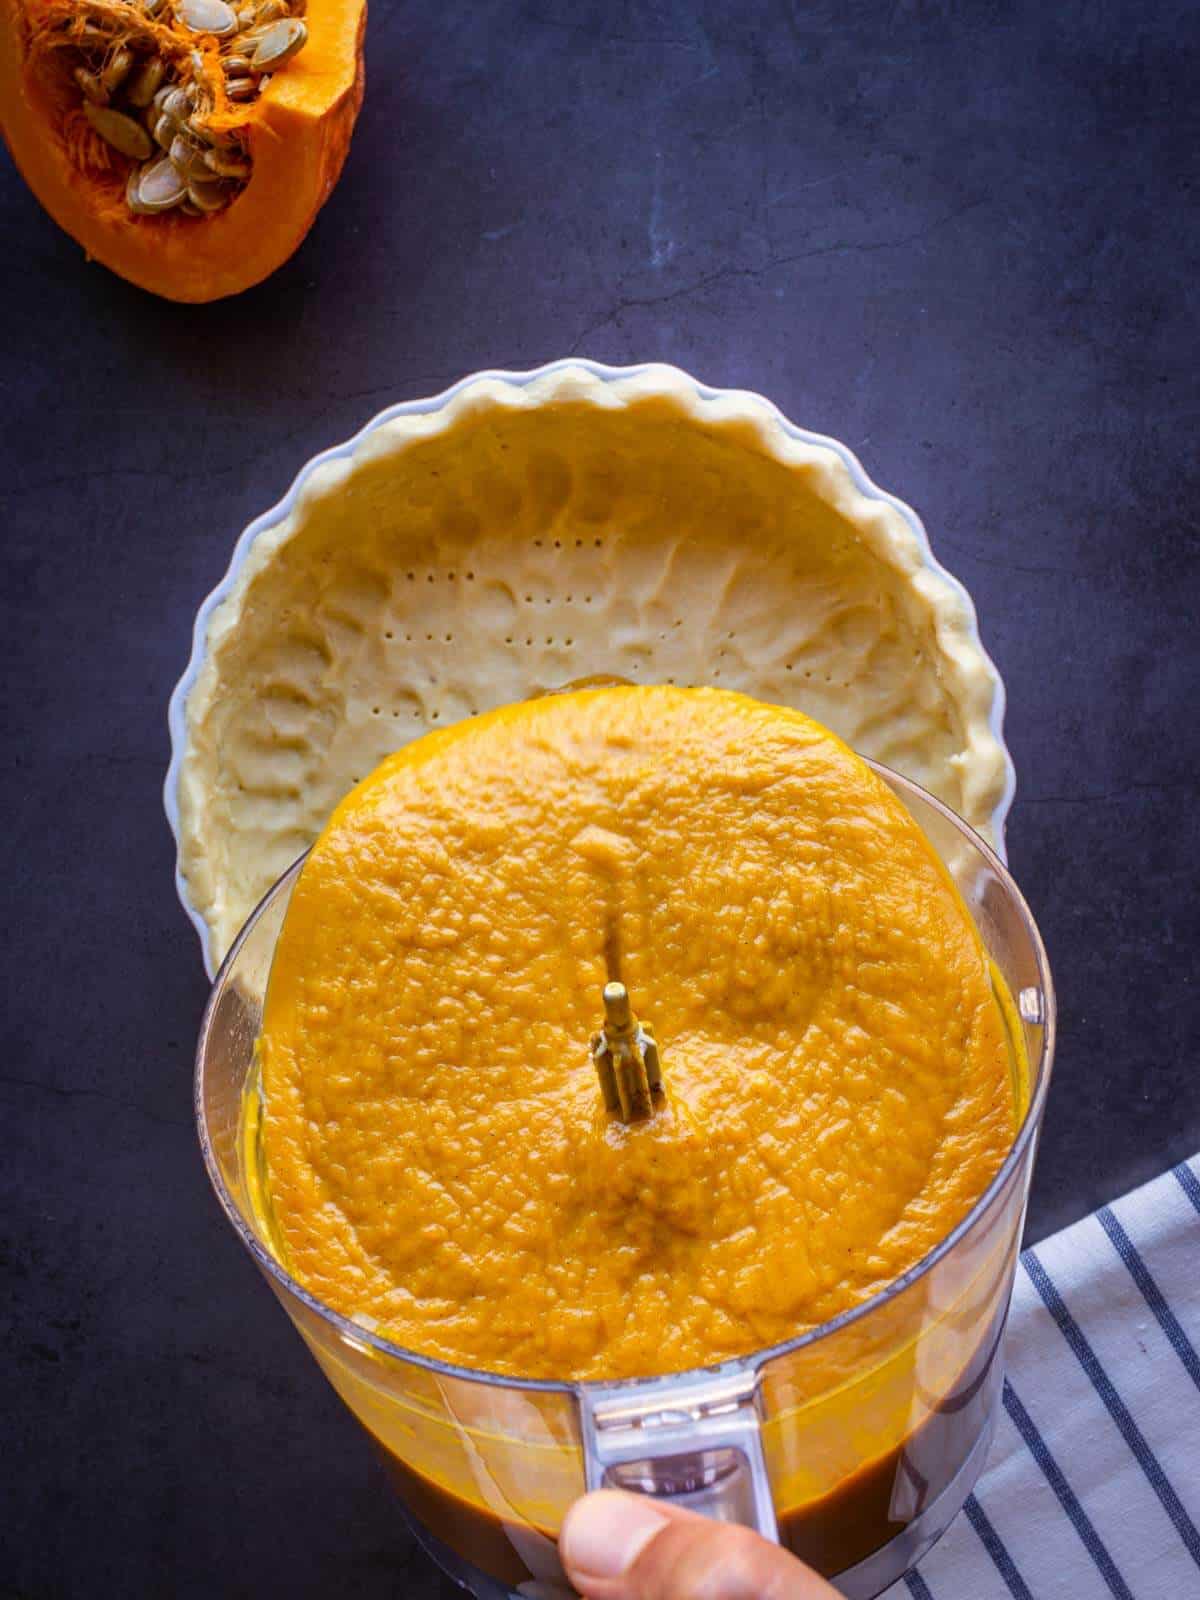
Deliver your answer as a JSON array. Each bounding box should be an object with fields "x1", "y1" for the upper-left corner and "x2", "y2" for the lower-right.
[{"x1": 256, "y1": 686, "x2": 1020, "y2": 1381}]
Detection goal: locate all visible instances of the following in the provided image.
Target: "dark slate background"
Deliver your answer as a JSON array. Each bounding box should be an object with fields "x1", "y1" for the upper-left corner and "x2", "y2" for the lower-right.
[{"x1": 3, "y1": 2, "x2": 1197, "y2": 1595}]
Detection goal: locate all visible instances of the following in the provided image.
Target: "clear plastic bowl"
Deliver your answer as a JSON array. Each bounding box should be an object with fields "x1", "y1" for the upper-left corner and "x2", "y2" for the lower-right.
[{"x1": 195, "y1": 763, "x2": 1054, "y2": 1599}]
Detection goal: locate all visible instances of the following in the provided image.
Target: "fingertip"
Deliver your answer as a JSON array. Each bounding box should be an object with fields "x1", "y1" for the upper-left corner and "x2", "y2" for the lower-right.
[{"x1": 560, "y1": 1489, "x2": 671, "y2": 1585}]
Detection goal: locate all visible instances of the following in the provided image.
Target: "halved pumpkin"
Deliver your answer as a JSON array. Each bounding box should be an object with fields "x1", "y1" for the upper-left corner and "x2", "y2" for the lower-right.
[{"x1": 0, "y1": 0, "x2": 365, "y2": 302}]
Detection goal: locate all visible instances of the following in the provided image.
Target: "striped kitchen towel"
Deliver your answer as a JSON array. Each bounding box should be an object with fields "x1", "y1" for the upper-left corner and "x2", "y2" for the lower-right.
[{"x1": 886, "y1": 1158, "x2": 1200, "y2": 1600}]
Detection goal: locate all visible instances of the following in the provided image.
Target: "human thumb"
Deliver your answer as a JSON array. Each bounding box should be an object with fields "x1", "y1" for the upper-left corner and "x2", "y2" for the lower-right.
[{"x1": 559, "y1": 1488, "x2": 841, "y2": 1600}]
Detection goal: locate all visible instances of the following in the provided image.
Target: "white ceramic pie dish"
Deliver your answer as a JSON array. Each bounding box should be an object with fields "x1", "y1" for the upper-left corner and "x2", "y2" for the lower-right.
[{"x1": 164, "y1": 358, "x2": 1015, "y2": 976}]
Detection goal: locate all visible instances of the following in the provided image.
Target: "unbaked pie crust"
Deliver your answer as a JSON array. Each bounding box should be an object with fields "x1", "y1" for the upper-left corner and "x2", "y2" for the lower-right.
[{"x1": 173, "y1": 364, "x2": 1010, "y2": 968}]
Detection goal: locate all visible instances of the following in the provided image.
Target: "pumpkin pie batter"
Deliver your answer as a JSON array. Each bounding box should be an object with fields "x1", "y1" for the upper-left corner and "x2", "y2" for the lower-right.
[{"x1": 257, "y1": 686, "x2": 1020, "y2": 1380}]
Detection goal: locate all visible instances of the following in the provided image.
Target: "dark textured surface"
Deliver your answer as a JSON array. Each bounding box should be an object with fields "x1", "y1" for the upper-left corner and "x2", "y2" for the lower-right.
[{"x1": 3, "y1": 1, "x2": 1198, "y2": 1594}]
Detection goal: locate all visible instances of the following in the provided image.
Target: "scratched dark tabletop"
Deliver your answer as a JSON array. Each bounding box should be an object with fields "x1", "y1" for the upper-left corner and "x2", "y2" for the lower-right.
[{"x1": 4, "y1": 1, "x2": 1198, "y2": 1594}]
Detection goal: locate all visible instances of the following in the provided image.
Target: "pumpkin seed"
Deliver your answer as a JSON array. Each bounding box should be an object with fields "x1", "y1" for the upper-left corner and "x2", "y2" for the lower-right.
[
  {"x1": 236, "y1": 6, "x2": 257, "y2": 27},
  {"x1": 101, "y1": 46, "x2": 134, "y2": 93},
  {"x1": 161, "y1": 86, "x2": 191, "y2": 122},
  {"x1": 203, "y1": 145, "x2": 251, "y2": 178},
  {"x1": 83, "y1": 101, "x2": 154, "y2": 160},
  {"x1": 194, "y1": 117, "x2": 237, "y2": 146},
  {"x1": 152, "y1": 113, "x2": 175, "y2": 149},
  {"x1": 126, "y1": 56, "x2": 166, "y2": 107},
  {"x1": 183, "y1": 115, "x2": 214, "y2": 144},
  {"x1": 179, "y1": 0, "x2": 238, "y2": 35},
  {"x1": 186, "y1": 176, "x2": 229, "y2": 212},
  {"x1": 257, "y1": 73, "x2": 271, "y2": 92},
  {"x1": 249, "y1": 17, "x2": 306, "y2": 70},
  {"x1": 180, "y1": 199, "x2": 204, "y2": 216},
  {"x1": 125, "y1": 166, "x2": 151, "y2": 214},
  {"x1": 224, "y1": 76, "x2": 256, "y2": 99},
  {"x1": 255, "y1": 0, "x2": 286, "y2": 21},
  {"x1": 129, "y1": 156, "x2": 187, "y2": 213},
  {"x1": 169, "y1": 133, "x2": 211, "y2": 179},
  {"x1": 222, "y1": 53, "x2": 252, "y2": 74},
  {"x1": 74, "y1": 67, "x2": 109, "y2": 105}
]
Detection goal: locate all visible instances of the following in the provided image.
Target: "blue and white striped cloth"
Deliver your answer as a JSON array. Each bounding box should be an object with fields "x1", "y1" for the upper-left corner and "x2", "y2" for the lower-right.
[{"x1": 885, "y1": 1158, "x2": 1200, "y2": 1600}]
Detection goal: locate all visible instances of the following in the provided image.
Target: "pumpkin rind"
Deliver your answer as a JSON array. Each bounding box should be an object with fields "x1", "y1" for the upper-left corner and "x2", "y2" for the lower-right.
[{"x1": 0, "y1": 0, "x2": 366, "y2": 301}]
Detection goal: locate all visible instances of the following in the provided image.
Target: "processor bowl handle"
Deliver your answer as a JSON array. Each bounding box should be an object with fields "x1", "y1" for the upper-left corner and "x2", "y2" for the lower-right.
[{"x1": 578, "y1": 1368, "x2": 778, "y2": 1540}]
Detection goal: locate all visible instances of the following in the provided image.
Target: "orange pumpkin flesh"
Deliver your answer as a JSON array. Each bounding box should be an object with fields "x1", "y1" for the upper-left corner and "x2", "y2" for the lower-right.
[{"x1": 0, "y1": 0, "x2": 365, "y2": 302}]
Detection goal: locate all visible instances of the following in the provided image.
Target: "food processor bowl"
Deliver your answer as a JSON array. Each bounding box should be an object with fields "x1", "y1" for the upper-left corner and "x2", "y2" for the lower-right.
[{"x1": 195, "y1": 764, "x2": 1054, "y2": 1598}]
